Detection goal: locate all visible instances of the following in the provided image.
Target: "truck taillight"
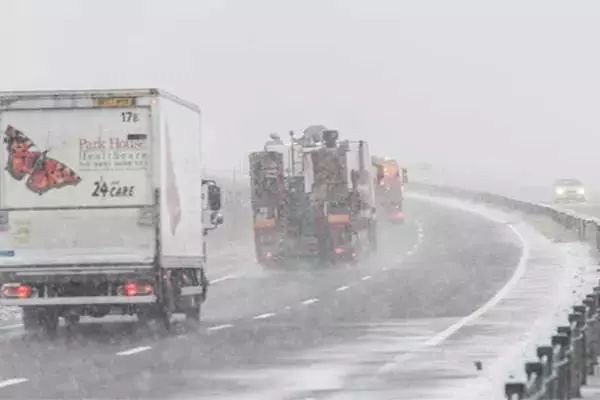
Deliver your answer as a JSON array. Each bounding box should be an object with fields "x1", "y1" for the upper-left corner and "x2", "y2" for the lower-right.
[
  {"x1": 120, "y1": 282, "x2": 153, "y2": 297},
  {"x1": 328, "y1": 214, "x2": 350, "y2": 224},
  {"x1": 1, "y1": 283, "x2": 33, "y2": 299},
  {"x1": 255, "y1": 218, "x2": 276, "y2": 229},
  {"x1": 334, "y1": 247, "x2": 345, "y2": 255}
]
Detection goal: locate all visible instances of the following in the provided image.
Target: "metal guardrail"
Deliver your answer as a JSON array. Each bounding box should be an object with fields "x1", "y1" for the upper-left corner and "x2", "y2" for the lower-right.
[{"x1": 409, "y1": 182, "x2": 600, "y2": 400}]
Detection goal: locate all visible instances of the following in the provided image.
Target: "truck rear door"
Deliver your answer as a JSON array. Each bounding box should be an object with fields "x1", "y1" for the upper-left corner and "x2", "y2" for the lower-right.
[{"x1": 0, "y1": 101, "x2": 155, "y2": 267}]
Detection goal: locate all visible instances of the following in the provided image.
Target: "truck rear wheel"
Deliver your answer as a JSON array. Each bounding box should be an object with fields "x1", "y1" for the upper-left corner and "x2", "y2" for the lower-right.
[
  {"x1": 41, "y1": 310, "x2": 59, "y2": 334},
  {"x1": 22, "y1": 307, "x2": 38, "y2": 331},
  {"x1": 22, "y1": 307, "x2": 59, "y2": 335},
  {"x1": 65, "y1": 313, "x2": 80, "y2": 329},
  {"x1": 368, "y1": 223, "x2": 378, "y2": 251},
  {"x1": 136, "y1": 308, "x2": 152, "y2": 325},
  {"x1": 185, "y1": 304, "x2": 201, "y2": 322},
  {"x1": 182, "y1": 294, "x2": 202, "y2": 324},
  {"x1": 158, "y1": 307, "x2": 172, "y2": 330}
]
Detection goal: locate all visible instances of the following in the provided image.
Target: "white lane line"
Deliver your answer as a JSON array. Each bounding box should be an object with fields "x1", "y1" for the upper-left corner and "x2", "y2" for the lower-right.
[
  {"x1": 0, "y1": 323, "x2": 23, "y2": 330},
  {"x1": 335, "y1": 285, "x2": 350, "y2": 292},
  {"x1": 207, "y1": 324, "x2": 234, "y2": 332},
  {"x1": 284, "y1": 305, "x2": 292, "y2": 310},
  {"x1": 0, "y1": 378, "x2": 28, "y2": 389},
  {"x1": 253, "y1": 313, "x2": 276, "y2": 320},
  {"x1": 382, "y1": 266, "x2": 389, "y2": 271},
  {"x1": 361, "y1": 275, "x2": 372, "y2": 281},
  {"x1": 116, "y1": 346, "x2": 152, "y2": 356},
  {"x1": 301, "y1": 298, "x2": 319, "y2": 305},
  {"x1": 379, "y1": 222, "x2": 530, "y2": 372},
  {"x1": 406, "y1": 250, "x2": 414, "y2": 256},
  {"x1": 425, "y1": 224, "x2": 529, "y2": 346},
  {"x1": 209, "y1": 274, "x2": 237, "y2": 284}
]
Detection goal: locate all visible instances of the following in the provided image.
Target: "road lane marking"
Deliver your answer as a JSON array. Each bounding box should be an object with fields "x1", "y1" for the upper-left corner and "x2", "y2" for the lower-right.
[
  {"x1": 301, "y1": 298, "x2": 319, "y2": 305},
  {"x1": 207, "y1": 324, "x2": 234, "y2": 332},
  {"x1": 284, "y1": 306, "x2": 292, "y2": 310},
  {"x1": 253, "y1": 313, "x2": 276, "y2": 320},
  {"x1": 335, "y1": 285, "x2": 350, "y2": 292},
  {"x1": 382, "y1": 266, "x2": 389, "y2": 271},
  {"x1": 116, "y1": 346, "x2": 152, "y2": 356},
  {"x1": 379, "y1": 219, "x2": 530, "y2": 373},
  {"x1": 406, "y1": 250, "x2": 414, "y2": 256},
  {"x1": 0, "y1": 378, "x2": 28, "y2": 388},
  {"x1": 210, "y1": 274, "x2": 237, "y2": 284},
  {"x1": 424, "y1": 224, "x2": 529, "y2": 347},
  {"x1": 0, "y1": 323, "x2": 23, "y2": 330},
  {"x1": 361, "y1": 275, "x2": 372, "y2": 281}
]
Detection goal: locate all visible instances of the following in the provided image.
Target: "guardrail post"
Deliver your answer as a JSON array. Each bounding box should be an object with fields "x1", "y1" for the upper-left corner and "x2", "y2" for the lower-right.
[
  {"x1": 593, "y1": 286, "x2": 600, "y2": 308},
  {"x1": 553, "y1": 333, "x2": 570, "y2": 399},
  {"x1": 584, "y1": 296, "x2": 598, "y2": 374},
  {"x1": 525, "y1": 362, "x2": 544, "y2": 394},
  {"x1": 569, "y1": 312, "x2": 585, "y2": 398},
  {"x1": 592, "y1": 288, "x2": 600, "y2": 375},
  {"x1": 505, "y1": 382, "x2": 525, "y2": 400},
  {"x1": 584, "y1": 296, "x2": 596, "y2": 316},
  {"x1": 538, "y1": 346, "x2": 555, "y2": 397}
]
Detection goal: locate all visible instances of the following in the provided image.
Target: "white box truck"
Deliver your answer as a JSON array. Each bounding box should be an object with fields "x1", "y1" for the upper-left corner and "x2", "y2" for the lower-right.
[{"x1": 0, "y1": 89, "x2": 223, "y2": 332}]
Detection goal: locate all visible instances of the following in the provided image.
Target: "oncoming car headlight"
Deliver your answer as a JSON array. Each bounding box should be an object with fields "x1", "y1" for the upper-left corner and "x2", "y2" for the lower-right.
[
  {"x1": 555, "y1": 187, "x2": 565, "y2": 195},
  {"x1": 577, "y1": 187, "x2": 585, "y2": 195}
]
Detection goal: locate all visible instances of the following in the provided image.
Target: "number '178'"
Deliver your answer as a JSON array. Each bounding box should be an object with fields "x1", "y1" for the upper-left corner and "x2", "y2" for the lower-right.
[{"x1": 121, "y1": 112, "x2": 139, "y2": 122}]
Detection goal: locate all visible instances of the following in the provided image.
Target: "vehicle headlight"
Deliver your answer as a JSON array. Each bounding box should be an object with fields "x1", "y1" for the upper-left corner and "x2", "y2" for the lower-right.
[
  {"x1": 577, "y1": 187, "x2": 585, "y2": 195},
  {"x1": 555, "y1": 187, "x2": 565, "y2": 195}
]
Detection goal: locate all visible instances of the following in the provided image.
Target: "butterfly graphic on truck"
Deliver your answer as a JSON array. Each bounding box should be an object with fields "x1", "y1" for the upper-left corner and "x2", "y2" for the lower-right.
[{"x1": 4, "y1": 125, "x2": 81, "y2": 195}]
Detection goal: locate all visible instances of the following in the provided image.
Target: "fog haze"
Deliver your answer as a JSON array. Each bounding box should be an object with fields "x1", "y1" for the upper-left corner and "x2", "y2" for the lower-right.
[{"x1": 2, "y1": 0, "x2": 599, "y2": 186}]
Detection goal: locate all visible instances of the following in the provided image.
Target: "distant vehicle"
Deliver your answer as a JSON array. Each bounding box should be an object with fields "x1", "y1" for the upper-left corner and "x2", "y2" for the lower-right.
[
  {"x1": 382, "y1": 200, "x2": 404, "y2": 223},
  {"x1": 553, "y1": 178, "x2": 586, "y2": 203},
  {"x1": 371, "y1": 156, "x2": 405, "y2": 223}
]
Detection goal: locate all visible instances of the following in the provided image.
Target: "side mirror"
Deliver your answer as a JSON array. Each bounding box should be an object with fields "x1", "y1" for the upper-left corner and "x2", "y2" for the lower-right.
[
  {"x1": 402, "y1": 168, "x2": 408, "y2": 183},
  {"x1": 208, "y1": 184, "x2": 222, "y2": 211},
  {"x1": 211, "y1": 211, "x2": 224, "y2": 226}
]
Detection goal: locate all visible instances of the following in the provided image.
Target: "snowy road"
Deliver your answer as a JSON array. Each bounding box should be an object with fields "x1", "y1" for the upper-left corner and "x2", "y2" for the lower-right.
[{"x1": 0, "y1": 198, "x2": 528, "y2": 399}]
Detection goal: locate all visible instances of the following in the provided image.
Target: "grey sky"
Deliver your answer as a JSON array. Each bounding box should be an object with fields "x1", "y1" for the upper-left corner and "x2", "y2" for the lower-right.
[{"x1": 2, "y1": 0, "x2": 600, "y2": 185}]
